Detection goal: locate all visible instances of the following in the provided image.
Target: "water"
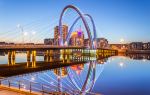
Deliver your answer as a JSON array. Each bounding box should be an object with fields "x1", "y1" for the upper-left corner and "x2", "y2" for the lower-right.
[{"x1": 0, "y1": 54, "x2": 150, "y2": 95}]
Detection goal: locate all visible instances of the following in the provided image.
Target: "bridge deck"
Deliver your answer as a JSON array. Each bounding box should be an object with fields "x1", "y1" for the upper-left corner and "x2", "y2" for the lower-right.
[{"x1": 0, "y1": 45, "x2": 87, "y2": 51}]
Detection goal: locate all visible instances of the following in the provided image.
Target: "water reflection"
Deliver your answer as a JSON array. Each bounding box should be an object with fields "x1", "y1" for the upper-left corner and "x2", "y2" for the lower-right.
[
  {"x1": 127, "y1": 54, "x2": 150, "y2": 60},
  {"x1": 1, "y1": 59, "x2": 106, "y2": 94},
  {"x1": 1, "y1": 51, "x2": 150, "y2": 94}
]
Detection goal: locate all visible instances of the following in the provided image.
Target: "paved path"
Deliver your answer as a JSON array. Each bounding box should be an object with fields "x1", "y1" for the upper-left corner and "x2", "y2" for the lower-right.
[{"x1": 0, "y1": 86, "x2": 37, "y2": 95}]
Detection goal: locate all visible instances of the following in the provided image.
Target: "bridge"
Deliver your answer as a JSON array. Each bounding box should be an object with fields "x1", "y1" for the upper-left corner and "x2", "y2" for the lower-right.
[
  {"x1": 0, "y1": 45, "x2": 87, "y2": 51},
  {"x1": 0, "y1": 5, "x2": 117, "y2": 95}
]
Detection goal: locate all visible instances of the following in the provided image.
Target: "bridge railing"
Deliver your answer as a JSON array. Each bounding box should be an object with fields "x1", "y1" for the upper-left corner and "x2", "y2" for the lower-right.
[{"x1": 0, "y1": 78, "x2": 101, "y2": 95}]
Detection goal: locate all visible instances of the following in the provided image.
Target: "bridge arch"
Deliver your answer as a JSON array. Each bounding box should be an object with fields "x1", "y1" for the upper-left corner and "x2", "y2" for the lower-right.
[
  {"x1": 59, "y1": 5, "x2": 93, "y2": 48},
  {"x1": 65, "y1": 14, "x2": 97, "y2": 49}
]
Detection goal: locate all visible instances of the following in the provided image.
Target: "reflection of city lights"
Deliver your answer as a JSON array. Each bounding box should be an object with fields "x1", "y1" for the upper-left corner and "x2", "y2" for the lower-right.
[
  {"x1": 23, "y1": 86, "x2": 26, "y2": 89},
  {"x1": 120, "y1": 38, "x2": 124, "y2": 43},
  {"x1": 142, "y1": 59, "x2": 146, "y2": 62},
  {"x1": 31, "y1": 77, "x2": 35, "y2": 81},
  {"x1": 119, "y1": 62, "x2": 124, "y2": 67},
  {"x1": 108, "y1": 60, "x2": 111, "y2": 63},
  {"x1": 57, "y1": 76, "x2": 60, "y2": 79},
  {"x1": 111, "y1": 58, "x2": 114, "y2": 61}
]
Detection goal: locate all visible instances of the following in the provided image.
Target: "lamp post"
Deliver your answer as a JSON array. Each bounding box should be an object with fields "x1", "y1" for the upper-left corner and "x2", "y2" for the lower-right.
[
  {"x1": 17, "y1": 24, "x2": 24, "y2": 43},
  {"x1": 30, "y1": 30, "x2": 36, "y2": 43},
  {"x1": 120, "y1": 38, "x2": 125, "y2": 49}
]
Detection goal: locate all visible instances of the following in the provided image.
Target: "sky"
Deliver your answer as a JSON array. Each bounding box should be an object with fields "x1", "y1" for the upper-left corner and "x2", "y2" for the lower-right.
[{"x1": 0, "y1": 0, "x2": 150, "y2": 43}]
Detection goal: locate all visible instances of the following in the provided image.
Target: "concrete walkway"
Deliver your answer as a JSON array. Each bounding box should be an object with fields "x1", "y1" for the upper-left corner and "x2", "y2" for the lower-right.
[{"x1": 0, "y1": 86, "x2": 38, "y2": 95}]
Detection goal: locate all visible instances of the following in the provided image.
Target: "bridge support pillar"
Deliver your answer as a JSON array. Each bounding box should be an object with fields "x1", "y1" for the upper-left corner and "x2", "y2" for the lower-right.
[
  {"x1": 49, "y1": 50, "x2": 53, "y2": 62},
  {"x1": 8, "y1": 51, "x2": 12, "y2": 65},
  {"x1": 44, "y1": 50, "x2": 49, "y2": 62},
  {"x1": 27, "y1": 51, "x2": 31, "y2": 67},
  {"x1": 11, "y1": 51, "x2": 16, "y2": 65},
  {"x1": 32, "y1": 50, "x2": 36, "y2": 68}
]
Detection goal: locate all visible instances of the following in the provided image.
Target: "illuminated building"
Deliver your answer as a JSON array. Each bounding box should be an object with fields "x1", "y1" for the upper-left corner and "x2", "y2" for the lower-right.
[
  {"x1": 54, "y1": 25, "x2": 68, "y2": 45},
  {"x1": 69, "y1": 29, "x2": 84, "y2": 46}
]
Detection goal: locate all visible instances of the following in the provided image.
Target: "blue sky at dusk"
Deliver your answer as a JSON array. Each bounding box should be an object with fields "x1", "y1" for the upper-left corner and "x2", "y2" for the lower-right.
[{"x1": 0, "y1": 0, "x2": 150, "y2": 43}]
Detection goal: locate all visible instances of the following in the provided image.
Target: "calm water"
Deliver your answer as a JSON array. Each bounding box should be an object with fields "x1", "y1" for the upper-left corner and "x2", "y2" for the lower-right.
[{"x1": 0, "y1": 54, "x2": 150, "y2": 95}]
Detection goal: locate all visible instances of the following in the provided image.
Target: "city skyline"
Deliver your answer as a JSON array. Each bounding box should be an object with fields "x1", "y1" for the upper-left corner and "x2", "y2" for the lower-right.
[{"x1": 0, "y1": 0, "x2": 150, "y2": 43}]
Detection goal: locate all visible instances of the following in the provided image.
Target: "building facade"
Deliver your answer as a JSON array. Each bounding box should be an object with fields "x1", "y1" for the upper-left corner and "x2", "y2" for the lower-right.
[
  {"x1": 44, "y1": 38, "x2": 54, "y2": 45},
  {"x1": 143, "y1": 42, "x2": 150, "y2": 50},
  {"x1": 69, "y1": 30, "x2": 84, "y2": 46},
  {"x1": 97, "y1": 38, "x2": 109, "y2": 48},
  {"x1": 129, "y1": 42, "x2": 143, "y2": 50},
  {"x1": 129, "y1": 42, "x2": 150, "y2": 50},
  {"x1": 54, "y1": 25, "x2": 68, "y2": 45}
]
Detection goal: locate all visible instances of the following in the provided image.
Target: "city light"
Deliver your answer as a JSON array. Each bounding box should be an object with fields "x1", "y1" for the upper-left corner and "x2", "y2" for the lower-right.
[
  {"x1": 120, "y1": 38, "x2": 124, "y2": 43},
  {"x1": 32, "y1": 31, "x2": 36, "y2": 35},
  {"x1": 119, "y1": 62, "x2": 124, "y2": 68},
  {"x1": 24, "y1": 32, "x2": 28, "y2": 36}
]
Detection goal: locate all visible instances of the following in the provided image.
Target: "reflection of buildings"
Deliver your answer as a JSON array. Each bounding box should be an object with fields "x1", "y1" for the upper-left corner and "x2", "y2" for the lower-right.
[
  {"x1": 44, "y1": 38, "x2": 54, "y2": 45},
  {"x1": 54, "y1": 25, "x2": 68, "y2": 45},
  {"x1": 97, "y1": 58, "x2": 108, "y2": 64},
  {"x1": 69, "y1": 30, "x2": 84, "y2": 46},
  {"x1": 129, "y1": 42, "x2": 150, "y2": 50},
  {"x1": 97, "y1": 38, "x2": 108, "y2": 48},
  {"x1": 127, "y1": 54, "x2": 150, "y2": 60},
  {"x1": 53, "y1": 67, "x2": 68, "y2": 77},
  {"x1": 71, "y1": 64, "x2": 84, "y2": 75}
]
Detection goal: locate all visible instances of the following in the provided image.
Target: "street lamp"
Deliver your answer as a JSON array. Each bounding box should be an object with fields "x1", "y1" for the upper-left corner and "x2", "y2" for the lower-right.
[
  {"x1": 17, "y1": 24, "x2": 24, "y2": 43},
  {"x1": 29, "y1": 30, "x2": 36, "y2": 43},
  {"x1": 120, "y1": 38, "x2": 125, "y2": 49}
]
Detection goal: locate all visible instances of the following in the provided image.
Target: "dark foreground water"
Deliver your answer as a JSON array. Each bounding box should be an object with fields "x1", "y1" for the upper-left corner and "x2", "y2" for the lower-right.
[{"x1": 0, "y1": 54, "x2": 150, "y2": 95}]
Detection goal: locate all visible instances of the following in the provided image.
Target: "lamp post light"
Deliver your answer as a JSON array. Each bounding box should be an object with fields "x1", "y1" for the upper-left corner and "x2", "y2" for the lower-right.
[
  {"x1": 120, "y1": 38, "x2": 125, "y2": 49},
  {"x1": 29, "y1": 30, "x2": 36, "y2": 43},
  {"x1": 23, "y1": 32, "x2": 28, "y2": 43}
]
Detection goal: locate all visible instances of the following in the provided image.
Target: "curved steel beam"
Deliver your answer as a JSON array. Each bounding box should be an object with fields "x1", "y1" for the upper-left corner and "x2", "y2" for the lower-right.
[
  {"x1": 65, "y1": 14, "x2": 97, "y2": 49},
  {"x1": 59, "y1": 5, "x2": 92, "y2": 48}
]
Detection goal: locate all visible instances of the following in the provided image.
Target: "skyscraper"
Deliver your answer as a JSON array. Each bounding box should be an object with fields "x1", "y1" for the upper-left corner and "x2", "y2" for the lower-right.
[{"x1": 54, "y1": 25, "x2": 68, "y2": 45}]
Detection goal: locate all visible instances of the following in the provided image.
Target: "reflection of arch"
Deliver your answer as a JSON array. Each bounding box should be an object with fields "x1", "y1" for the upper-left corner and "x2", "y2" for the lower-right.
[
  {"x1": 59, "y1": 5, "x2": 93, "y2": 48},
  {"x1": 67, "y1": 61, "x2": 97, "y2": 94},
  {"x1": 65, "y1": 14, "x2": 97, "y2": 48}
]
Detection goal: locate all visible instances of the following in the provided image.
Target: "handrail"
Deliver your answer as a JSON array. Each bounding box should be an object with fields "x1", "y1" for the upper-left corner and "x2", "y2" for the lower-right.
[{"x1": 0, "y1": 78, "x2": 100, "y2": 95}]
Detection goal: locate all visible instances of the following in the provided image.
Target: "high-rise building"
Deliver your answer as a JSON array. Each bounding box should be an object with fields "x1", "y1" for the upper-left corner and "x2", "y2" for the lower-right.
[
  {"x1": 54, "y1": 25, "x2": 68, "y2": 45},
  {"x1": 69, "y1": 30, "x2": 84, "y2": 46}
]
